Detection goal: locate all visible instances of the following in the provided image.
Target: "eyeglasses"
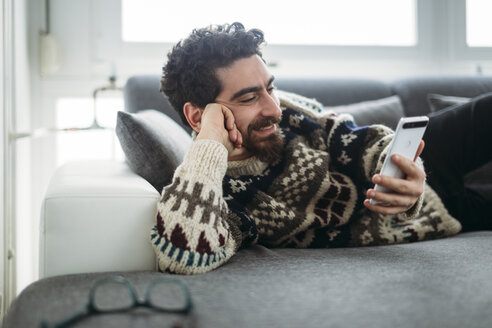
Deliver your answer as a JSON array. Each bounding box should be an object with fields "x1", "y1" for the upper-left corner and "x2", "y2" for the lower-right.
[{"x1": 40, "y1": 276, "x2": 194, "y2": 328}]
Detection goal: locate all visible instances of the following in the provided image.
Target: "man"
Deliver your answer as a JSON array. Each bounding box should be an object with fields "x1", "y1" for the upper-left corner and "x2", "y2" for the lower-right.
[{"x1": 151, "y1": 23, "x2": 491, "y2": 274}]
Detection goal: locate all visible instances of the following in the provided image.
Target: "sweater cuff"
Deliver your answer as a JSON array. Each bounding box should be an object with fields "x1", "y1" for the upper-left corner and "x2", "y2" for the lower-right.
[
  {"x1": 397, "y1": 186, "x2": 425, "y2": 221},
  {"x1": 176, "y1": 139, "x2": 228, "y2": 184}
]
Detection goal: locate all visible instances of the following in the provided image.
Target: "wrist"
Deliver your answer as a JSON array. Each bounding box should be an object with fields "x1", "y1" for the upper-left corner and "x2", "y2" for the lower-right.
[
  {"x1": 196, "y1": 130, "x2": 231, "y2": 151},
  {"x1": 177, "y1": 139, "x2": 228, "y2": 183}
]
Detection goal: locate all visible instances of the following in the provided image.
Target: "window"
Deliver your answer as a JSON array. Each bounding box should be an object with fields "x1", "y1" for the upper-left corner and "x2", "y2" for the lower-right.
[
  {"x1": 466, "y1": 0, "x2": 492, "y2": 47},
  {"x1": 122, "y1": 0, "x2": 416, "y2": 46},
  {"x1": 55, "y1": 97, "x2": 125, "y2": 166}
]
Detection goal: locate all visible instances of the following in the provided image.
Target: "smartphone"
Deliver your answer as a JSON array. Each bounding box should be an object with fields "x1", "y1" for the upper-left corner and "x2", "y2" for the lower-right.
[{"x1": 370, "y1": 116, "x2": 429, "y2": 205}]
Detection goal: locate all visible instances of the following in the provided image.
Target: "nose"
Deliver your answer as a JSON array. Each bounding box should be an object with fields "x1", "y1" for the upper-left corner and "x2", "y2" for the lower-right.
[{"x1": 260, "y1": 91, "x2": 281, "y2": 118}]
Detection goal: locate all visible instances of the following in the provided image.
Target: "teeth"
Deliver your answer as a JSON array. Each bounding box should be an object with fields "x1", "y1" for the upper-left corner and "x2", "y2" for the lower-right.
[{"x1": 258, "y1": 125, "x2": 273, "y2": 131}]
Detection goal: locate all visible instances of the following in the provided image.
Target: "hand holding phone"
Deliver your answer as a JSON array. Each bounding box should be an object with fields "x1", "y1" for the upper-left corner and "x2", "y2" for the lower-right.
[{"x1": 370, "y1": 116, "x2": 428, "y2": 205}]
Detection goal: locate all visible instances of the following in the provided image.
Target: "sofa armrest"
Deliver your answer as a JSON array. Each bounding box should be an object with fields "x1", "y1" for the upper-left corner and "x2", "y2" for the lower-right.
[{"x1": 39, "y1": 160, "x2": 160, "y2": 278}]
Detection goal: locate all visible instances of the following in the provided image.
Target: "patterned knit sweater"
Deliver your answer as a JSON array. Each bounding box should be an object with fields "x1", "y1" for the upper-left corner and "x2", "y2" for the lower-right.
[{"x1": 150, "y1": 91, "x2": 462, "y2": 274}]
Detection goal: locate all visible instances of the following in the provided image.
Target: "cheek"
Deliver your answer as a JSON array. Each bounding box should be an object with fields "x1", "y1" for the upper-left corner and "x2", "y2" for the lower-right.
[
  {"x1": 232, "y1": 113, "x2": 253, "y2": 136},
  {"x1": 235, "y1": 122, "x2": 247, "y2": 136}
]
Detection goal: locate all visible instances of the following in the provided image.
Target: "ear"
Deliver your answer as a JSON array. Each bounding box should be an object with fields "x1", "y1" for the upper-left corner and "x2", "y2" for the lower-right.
[{"x1": 183, "y1": 102, "x2": 203, "y2": 133}]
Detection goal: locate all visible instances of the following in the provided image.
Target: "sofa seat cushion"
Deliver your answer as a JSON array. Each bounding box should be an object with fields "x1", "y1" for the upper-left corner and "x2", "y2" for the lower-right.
[{"x1": 8, "y1": 232, "x2": 492, "y2": 328}]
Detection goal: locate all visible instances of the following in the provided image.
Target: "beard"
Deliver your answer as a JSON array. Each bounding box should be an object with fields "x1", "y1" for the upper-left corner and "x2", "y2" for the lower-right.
[{"x1": 241, "y1": 116, "x2": 284, "y2": 164}]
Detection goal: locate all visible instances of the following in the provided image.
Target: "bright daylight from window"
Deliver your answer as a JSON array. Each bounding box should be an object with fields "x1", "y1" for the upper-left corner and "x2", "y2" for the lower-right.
[
  {"x1": 466, "y1": 0, "x2": 492, "y2": 47},
  {"x1": 122, "y1": 0, "x2": 416, "y2": 46},
  {"x1": 56, "y1": 97, "x2": 124, "y2": 166}
]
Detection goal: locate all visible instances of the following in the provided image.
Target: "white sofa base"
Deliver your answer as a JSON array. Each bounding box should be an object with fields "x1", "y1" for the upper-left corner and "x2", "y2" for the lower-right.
[{"x1": 39, "y1": 160, "x2": 160, "y2": 278}]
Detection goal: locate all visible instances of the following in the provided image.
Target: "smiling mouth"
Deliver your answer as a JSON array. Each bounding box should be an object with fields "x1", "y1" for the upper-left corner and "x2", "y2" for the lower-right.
[
  {"x1": 248, "y1": 116, "x2": 281, "y2": 139},
  {"x1": 252, "y1": 124, "x2": 276, "y2": 137},
  {"x1": 256, "y1": 124, "x2": 274, "y2": 131}
]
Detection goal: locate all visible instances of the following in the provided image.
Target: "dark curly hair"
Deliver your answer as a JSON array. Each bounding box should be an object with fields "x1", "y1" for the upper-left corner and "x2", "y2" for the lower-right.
[{"x1": 160, "y1": 22, "x2": 265, "y2": 126}]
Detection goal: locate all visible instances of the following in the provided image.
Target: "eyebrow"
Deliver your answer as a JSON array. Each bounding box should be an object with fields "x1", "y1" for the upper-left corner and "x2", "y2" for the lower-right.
[{"x1": 229, "y1": 76, "x2": 275, "y2": 101}]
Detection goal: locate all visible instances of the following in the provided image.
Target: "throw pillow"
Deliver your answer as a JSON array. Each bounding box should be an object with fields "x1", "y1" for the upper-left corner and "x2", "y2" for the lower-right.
[
  {"x1": 324, "y1": 95, "x2": 405, "y2": 130},
  {"x1": 427, "y1": 94, "x2": 470, "y2": 112},
  {"x1": 116, "y1": 110, "x2": 192, "y2": 193}
]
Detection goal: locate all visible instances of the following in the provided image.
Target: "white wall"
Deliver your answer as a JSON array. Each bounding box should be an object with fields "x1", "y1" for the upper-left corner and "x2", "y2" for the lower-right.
[
  {"x1": 27, "y1": 2, "x2": 52, "y2": 298},
  {"x1": 0, "y1": 0, "x2": 32, "y2": 312},
  {"x1": 1, "y1": 0, "x2": 19, "y2": 316},
  {"x1": 14, "y1": 0, "x2": 32, "y2": 297},
  {"x1": 1, "y1": 0, "x2": 5, "y2": 316},
  {"x1": 36, "y1": 0, "x2": 492, "y2": 81}
]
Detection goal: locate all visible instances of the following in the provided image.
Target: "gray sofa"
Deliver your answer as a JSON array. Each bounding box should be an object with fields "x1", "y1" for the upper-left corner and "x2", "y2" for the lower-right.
[
  {"x1": 4, "y1": 75, "x2": 492, "y2": 328},
  {"x1": 124, "y1": 75, "x2": 492, "y2": 199}
]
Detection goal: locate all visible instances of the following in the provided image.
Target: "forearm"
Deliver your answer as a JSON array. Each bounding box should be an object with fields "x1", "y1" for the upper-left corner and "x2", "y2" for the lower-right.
[{"x1": 150, "y1": 139, "x2": 240, "y2": 274}]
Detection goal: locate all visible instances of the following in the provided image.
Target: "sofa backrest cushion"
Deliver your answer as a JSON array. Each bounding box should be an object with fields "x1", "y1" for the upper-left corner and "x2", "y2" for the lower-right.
[
  {"x1": 391, "y1": 76, "x2": 492, "y2": 116},
  {"x1": 275, "y1": 78, "x2": 393, "y2": 106},
  {"x1": 124, "y1": 75, "x2": 193, "y2": 133},
  {"x1": 116, "y1": 110, "x2": 192, "y2": 193},
  {"x1": 123, "y1": 75, "x2": 394, "y2": 130},
  {"x1": 325, "y1": 95, "x2": 405, "y2": 130},
  {"x1": 427, "y1": 93, "x2": 471, "y2": 112}
]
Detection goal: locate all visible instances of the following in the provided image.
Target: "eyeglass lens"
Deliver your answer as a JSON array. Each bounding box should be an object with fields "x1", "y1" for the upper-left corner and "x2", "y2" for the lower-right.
[
  {"x1": 147, "y1": 281, "x2": 189, "y2": 311},
  {"x1": 91, "y1": 280, "x2": 135, "y2": 311}
]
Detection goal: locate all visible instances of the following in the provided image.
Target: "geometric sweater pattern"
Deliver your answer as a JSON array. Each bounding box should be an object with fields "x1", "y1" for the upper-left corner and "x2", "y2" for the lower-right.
[{"x1": 150, "y1": 91, "x2": 462, "y2": 274}]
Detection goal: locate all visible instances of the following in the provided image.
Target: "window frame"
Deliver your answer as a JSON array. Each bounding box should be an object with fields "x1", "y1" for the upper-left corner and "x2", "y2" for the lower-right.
[
  {"x1": 92, "y1": 0, "x2": 436, "y2": 71},
  {"x1": 448, "y1": 0, "x2": 492, "y2": 62}
]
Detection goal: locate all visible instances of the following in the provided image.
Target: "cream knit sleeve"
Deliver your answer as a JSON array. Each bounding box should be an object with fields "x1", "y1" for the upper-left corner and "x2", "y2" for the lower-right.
[{"x1": 150, "y1": 139, "x2": 241, "y2": 274}]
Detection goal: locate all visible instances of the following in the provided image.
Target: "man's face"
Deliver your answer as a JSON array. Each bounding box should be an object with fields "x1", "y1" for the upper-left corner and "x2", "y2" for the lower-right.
[{"x1": 215, "y1": 55, "x2": 283, "y2": 162}]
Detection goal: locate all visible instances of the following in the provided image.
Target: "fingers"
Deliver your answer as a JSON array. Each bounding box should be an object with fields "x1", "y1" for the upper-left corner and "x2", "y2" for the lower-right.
[
  {"x1": 363, "y1": 139, "x2": 427, "y2": 215},
  {"x1": 219, "y1": 104, "x2": 243, "y2": 149},
  {"x1": 221, "y1": 105, "x2": 235, "y2": 131},
  {"x1": 228, "y1": 124, "x2": 243, "y2": 148},
  {"x1": 363, "y1": 199, "x2": 412, "y2": 215},
  {"x1": 228, "y1": 127, "x2": 237, "y2": 143},
  {"x1": 387, "y1": 154, "x2": 426, "y2": 183},
  {"x1": 201, "y1": 102, "x2": 243, "y2": 149},
  {"x1": 372, "y1": 174, "x2": 423, "y2": 198},
  {"x1": 199, "y1": 103, "x2": 242, "y2": 150},
  {"x1": 365, "y1": 188, "x2": 418, "y2": 209},
  {"x1": 371, "y1": 150, "x2": 425, "y2": 197},
  {"x1": 236, "y1": 126, "x2": 243, "y2": 147},
  {"x1": 365, "y1": 151, "x2": 426, "y2": 215},
  {"x1": 414, "y1": 140, "x2": 425, "y2": 161},
  {"x1": 364, "y1": 184, "x2": 420, "y2": 215}
]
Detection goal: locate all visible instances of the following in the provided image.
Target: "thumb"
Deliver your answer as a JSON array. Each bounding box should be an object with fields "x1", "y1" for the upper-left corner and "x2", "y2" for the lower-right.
[{"x1": 413, "y1": 140, "x2": 425, "y2": 161}]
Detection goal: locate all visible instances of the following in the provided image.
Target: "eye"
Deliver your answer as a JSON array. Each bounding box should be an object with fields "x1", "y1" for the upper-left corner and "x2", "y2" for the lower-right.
[
  {"x1": 240, "y1": 96, "x2": 256, "y2": 103},
  {"x1": 267, "y1": 85, "x2": 276, "y2": 94}
]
